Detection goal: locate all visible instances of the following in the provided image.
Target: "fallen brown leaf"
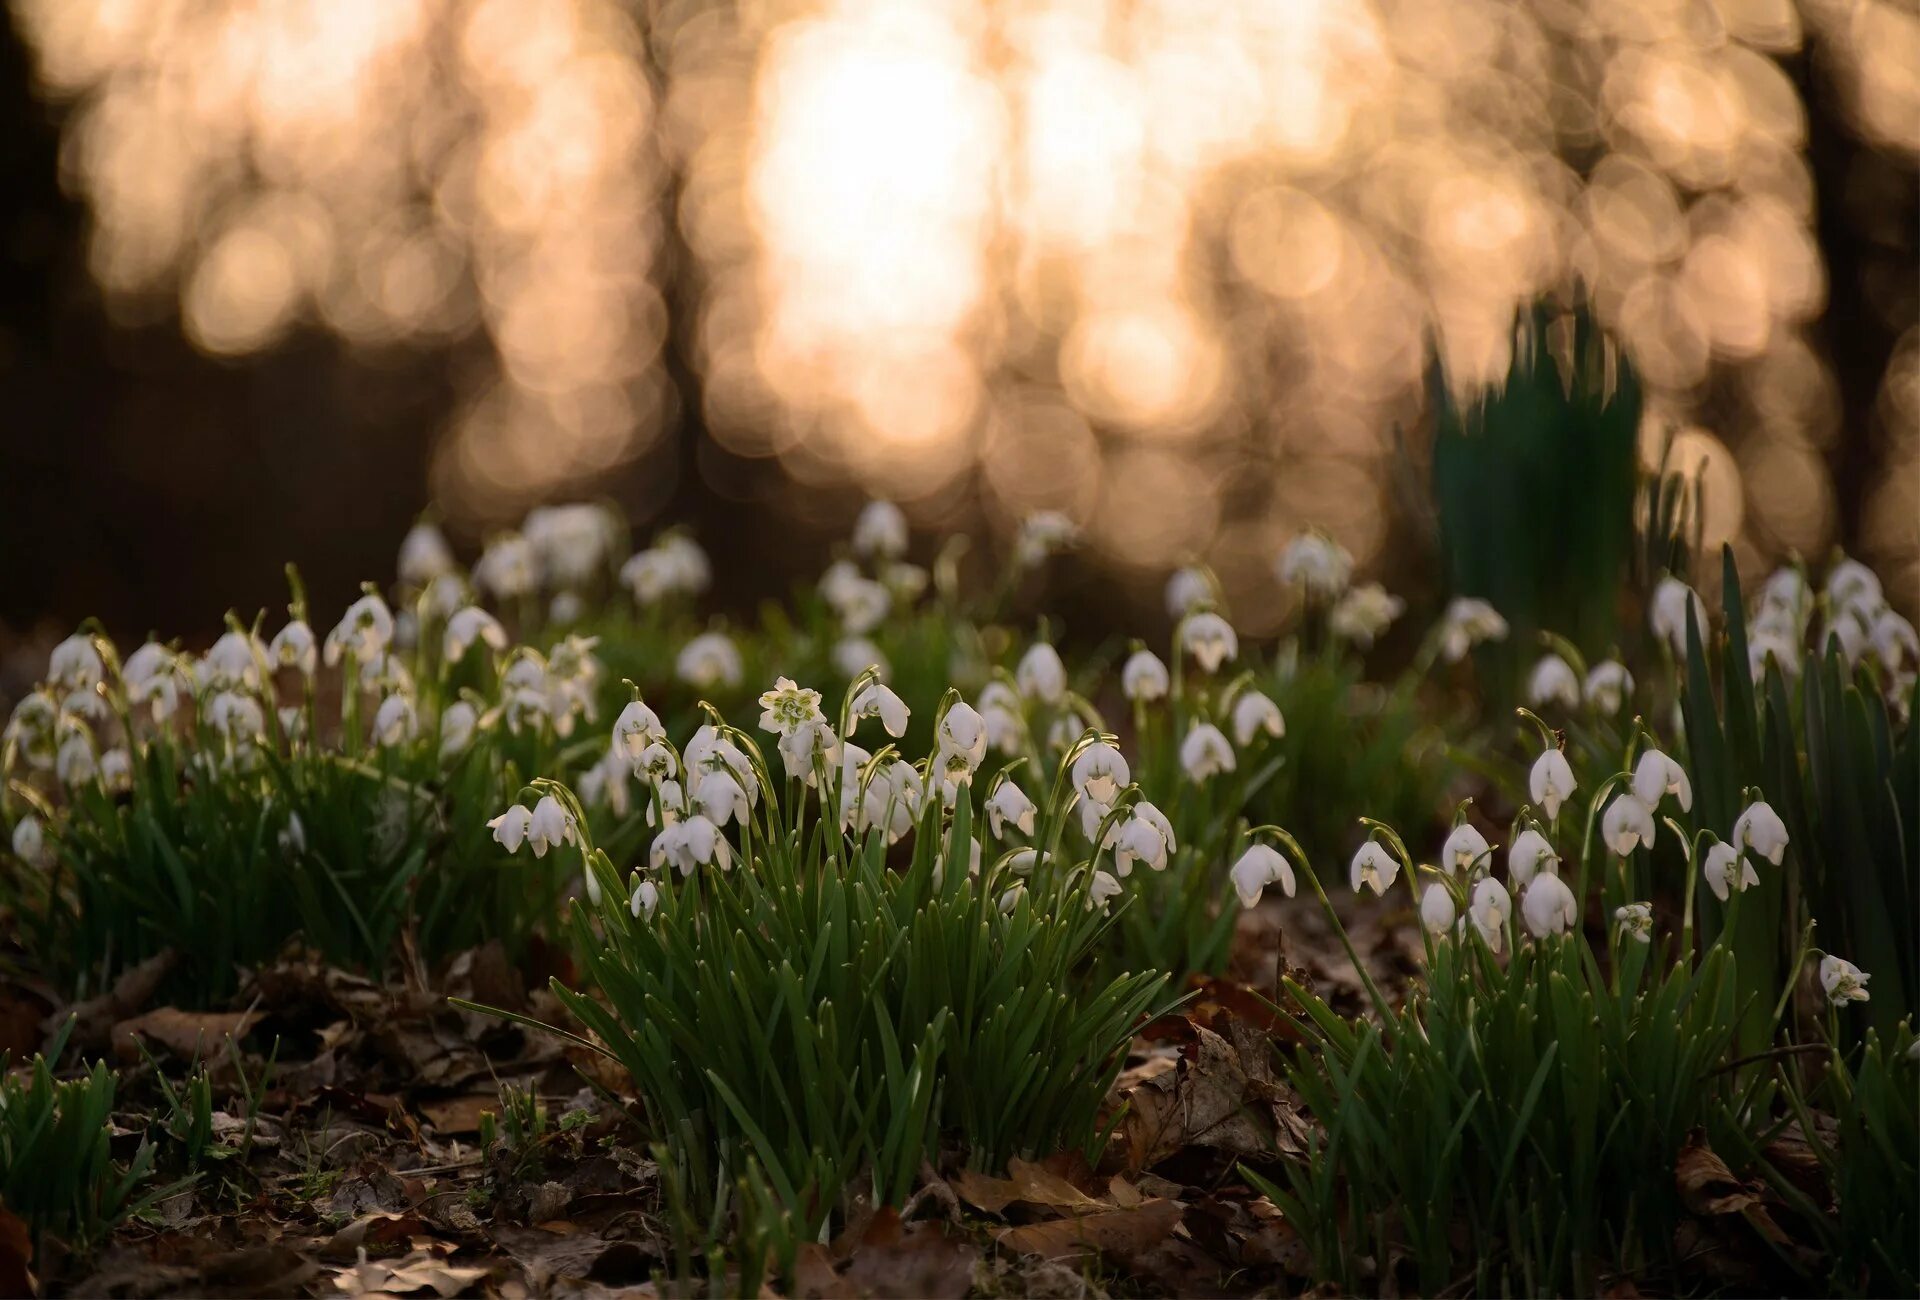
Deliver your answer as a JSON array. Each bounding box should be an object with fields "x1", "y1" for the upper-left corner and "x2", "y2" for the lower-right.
[
  {"x1": 836, "y1": 1209, "x2": 978, "y2": 1299},
  {"x1": 111, "y1": 1007, "x2": 256, "y2": 1063},
  {"x1": 995, "y1": 1199, "x2": 1183, "y2": 1262},
  {"x1": 0, "y1": 1205, "x2": 33, "y2": 1298},
  {"x1": 332, "y1": 1247, "x2": 488, "y2": 1298}
]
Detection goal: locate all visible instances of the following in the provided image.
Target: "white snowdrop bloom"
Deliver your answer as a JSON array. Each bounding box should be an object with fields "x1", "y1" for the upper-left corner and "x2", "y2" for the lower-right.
[
  {"x1": 543, "y1": 637, "x2": 602, "y2": 737},
  {"x1": 849, "y1": 681, "x2": 910, "y2": 738},
  {"x1": 1088, "y1": 870, "x2": 1124, "y2": 913},
  {"x1": 61, "y1": 686, "x2": 110, "y2": 725},
  {"x1": 426, "y1": 573, "x2": 469, "y2": 620},
  {"x1": 833, "y1": 637, "x2": 889, "y2": 682},
  {"x1": 1439, "y1": 598, "x2": 1509, "y2": 664},
  {"x1": 696, "y1": 768, "x2": 752, "y2": 829},
  {"x1": 818, "y1": 559, "x2": 863, "y2": 609},
  {"x1": 653, "y1": 814, "x2": 731, "y2": 876},
  {"x1": 852, "y1": 500, "x2": 909, "y2": 559},
  {"x1": 201, "y1": 629, "x2": 266, "y2": 689},
  {"x1": 1601, "y1": 794, "x2": 1656, "y2": 856},
  {"x1": 1528, "y1": 748, "x2": 1577, "y2": 820},
  {"x1": 1649, "y1": 576, "x2": 1708, "y2": 656},
  {"x1": 977, "y1": 683, "x2": 1024, "y2": 754},
  {"x1": 1583, "y1": 661, "x2": 1634, "y2": 715},
  {"x1": 1121, "y1": 650, "x2": 1169, "y2": 703},
  {"x1": 488, "y1": 804, "x2": 533, "y2": 854},
  {"x1": 1350, "y1": 840, "x2": 1399, "y2": 896},
  {"x1": 1440, "y1": 823, "x2": 1492, "y2": 877},
  {"x1": 830, "y1": 575, "x2": 892, "y2": 636},
  {"x1": 1328, "y1": 584, "x2": 1404, "y2": 648},
  {"x1": 1731, "y1": 801, "x2": 1789, "y2": 865},
  {"x1": 1870, "y1": 608, "x2": 1919, "y2": 672},
  {"x1": 1165, "y1": 567, "x2": 1214, "y2": 618},
  {"x1": 1014, "y1": 511, "x2": 1078, "y2": 567},
  {"x1": 55, "y1": 734, "x2": 96, "y2": 785},
  {"x1": 758, "y1": 677, "x2": 825, "y2": 737},
  {"x1": 525, "y1": 504, "x2": 618, "y2": 589},
  {"x1": 1469, "y1": 878, "x2": 1511, "y2": 952},
  {"x1": 621, "y1": 549, "x2": 679, "y2": 606},
  {"x1": 854, "y1": 759, "x2": 925, "y2": 844},
  {"x1": 1276, "y1": 532, "x2": 1353, "y2": 596},
  {"x1": 778, "y1": 720, "x2": 840, "y2": 785},
  {"x1": 881, "y1": 561, "x2": 928, "y2": 603},
  {"x1": 373, "y1": 694, "x2": 418, "y2": 747},
  {"x1": 1631, "y1": 749, "x2": 1693, "y2": 813},
  {"x1": 98, "y1": 749, "x2": 135, "y2": 791},
  {"x1": 443, "y1": 607, "x2": 508, "y2": 663},
  {"x1": 998, "y1": 884, "x2": 1027, "y2": 914},
  {"x1": 1508, "y1": 829, "x2": 1559, "y2": 888},
  {"x1": 121, "y1": 643, "x2": 183, "y2": 721},
  {"x1": 526, "y1": 796, "x2": 575, "y2": 858},
  {"x1": 1522, "y1": 872, "x2": 1578, "y2": 938},
  {"x1": 630, "y1": 880, "x2": 660, "y2": 920},
  {"x1": 1758, "y1": 568, "x2": 1811, "y2": 626},
  {"x1": 1112, "y1": 802, "x2": 1176, "y2": 876},
  {"x1": 1420, "y1": 882, "x2": 1457, "y2": 935},
  {"x1": 985, "y1": 781, "x2": 1037, "y2": 838},
  {"x1": 657, "y1": 535, "x2": 712, "y2": 596},
  {"x1": 268, "y1": 621, "x2": 318, "y2": 677},
  {"x1": 581, "y1": 747, "x2": 633, "y2": 817},
  {"x1": 276, "y1": 811, "x2": 306, "y2": 856},
  {"x1": 1824, "y1": 557, "x2": 1882, "y2": 619},
  {"x1": 648, "y1": 778, "x2": 687, "y2": 827},
  {"x1": 1016, "y1": 643, "x2": 1068, "y2": 704},
  {"x1": 1070, "y1": 740, "x2": 1130, "y2": 806},
  {"x1": 1006, "y1": 848, "x2": 1046, "y2": 876},
  {"x1": 1231, "y1": 690, "x2": 1284, "y2": 747},
  {"x1": 1702, "y1": 842, "x2": 1758, "y2": 901},
  {"x1": 614, "y1": 700, "x2": 665, "y2": 761},
  {"x1": 358, "y1": 652, "x2": 416, "y2": 699},
  {"x1": 1181, "y1": 723, "x2": 1236, "y2": 783},
  {"x1": 204, "y1": 691, "x2": 265, "y2": 742},
  {"x1": 1748, "y1": 629, "x2": 1801, "y2": 682},
  {"x1": 1821, "y1": 613, "x2": 1867, "y2": 665},
  {"x1": 1526, "y1": 655, "x2": 1580, "y2": 710},
  {"x1": 324, "y1": 595, "x2": 395, "y2": 667},
  {"x1": 684, "y1": 727, "x2": 755, "y2": 802},
  {"x1": 475, "y1": 533, "x2": 539, "y2": 600},
  {"x1": 1819, "y1": 955, "x2": 1871, "y2": 1005},
  {"x1": 398, "y1": 520, "x2": 455, "y2": 587},
  {"x1": 1749, "y1": 598, "x2": 1803, "y2": 643},
  {"x1": 938, "y1": 702, "x2": 989, "y2": 772},
  {"x1": 1232, "y1": 844, "x2": 1296, "y2": 909},
  {"x1": 11, "y1": 814, "x2": 50, "y2": 868},
  {"x1": 676, "y1": 632, "x2": 744, "y2": 691},
  {"x1": 48, "y1": 634, "x2": 105, "y2": 692},
  {"x1": 5, "y1": 693, "x2": 58, "y2": 770},
  {"x1": 1181, "y1": 612, "x2": 1239, "y2": 673},
  {"x1": 1615, "y1": 903, "x2": 1653, "y2": 944},
  {"x1": 439, "y1": 700, "x2": 478, "y2": 758}
]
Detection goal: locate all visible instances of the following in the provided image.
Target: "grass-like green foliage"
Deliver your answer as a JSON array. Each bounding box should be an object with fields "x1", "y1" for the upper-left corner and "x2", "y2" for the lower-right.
[
  {"x1": 1, "y1": 1023, "x2": 161, "y2": 1250},
  {"x1": 1430, "y1": 301, "x2": 1641, "y2": 666},
  {"x1": 1679, "y1": 547, "x2": 1919, "y2": 1036}
]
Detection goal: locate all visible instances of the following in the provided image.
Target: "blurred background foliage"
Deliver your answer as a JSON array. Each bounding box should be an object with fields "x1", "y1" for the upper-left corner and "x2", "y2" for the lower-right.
[{"x1": 0, "y1": 0, "x2": 1915, "y2": 656}]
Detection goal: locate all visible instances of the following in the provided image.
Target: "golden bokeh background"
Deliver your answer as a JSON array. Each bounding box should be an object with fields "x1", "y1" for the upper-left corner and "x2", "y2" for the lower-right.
[{"x1": 6, "y1": 0, "x2": 1917, "y2": 631}]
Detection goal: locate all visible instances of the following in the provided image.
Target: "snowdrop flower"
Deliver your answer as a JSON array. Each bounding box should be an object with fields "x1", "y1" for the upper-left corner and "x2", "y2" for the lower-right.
[
  {"x1": 373, "y1": 694, "x2": 417, "y2": 747},
  {"x1": 621, "y1": 548, "x2": 680, "y2": 605},
  {"x1": 852, "y1": 500, "x2": 909, "y2": 559},
  {"x1": 850, "y1": 682, "x2": 910, "y2": 738},
  {"x1": 577, "y1": 748, "x2": 629, "y2": 816},
  {"x1": 1824, "y1": 557, "x2": 1881, "y2": 619},
  {"x1": 398, "y1": 520, "x2": 455, "y2": 587},
  {"x1": 48, "y1": 634, "x2": 105, "y2": 692},
  {"x1": 977, "y1": 683, "x2": 1023, "y2": 754},
  {"x1": 1087, "y1": 870, "x2": 1124, "y2": 913},
  {"x1": 1232, "y1": 844, "x2": 1296, "y2": 909},
  {"x1": 998, "y1": 884, "x2": 1027, "y2": 914},
  {"x1": 1112, "y1": 802, "x2": 1176, "y2": 876},
  {"x1": 633, "y1": 740, "x2": 679, "y2": 785},
  {"x1": 1649, "y1": 576, "x2": 1708, "y2": 656},
  {"x1": 5, "y1": 694, "x2": 58, "y2": 770},
  {"x1": 648, "y1": 778, "x2": 687, "y2": 827},
  {"x1": 98, "y1": 748, "x2": 134, "y2": 792},
  {"x1": 526, "y1": 796, "x2": 574, "y2": 858},
  {"x1": 1821, "y1": 613, "x2": 1866, "y2": 665},
  {"x1": 685, "y1": 727, "x2": 755, "y2": 801},
  {"x1": 1601, "y1": 794, "x2": 1656, "y2": 855},
  {"x1": 630, "y1": 880, "x2": 660, "y2": 920},
  {"x1": 1631, "y1": 750, "x2": 1693, "y2": 813},
  {"x1": 1469, "y1": 878, "x2": 1511, "y2": 952},
  {"x1": 829, "y1": 574, "x2": 891, "y2": 635},
  {"x1": 488, "y1": 804, "x2": 533, "y2": 854},
  {"x1": 325, "y1": 595, "x2": 395, "y2": 667},
  {"x1": 1016, "y1": 643, "x2": 1068, "y2": 704},
  {"x1": 1181, "y1": 613, "x2": 1239, "y2": 673},
  {"x1": 475, "y1": 533, "x2": 538, "y2": 600},
  {"x1": 985, "y1": 780, "x2": 1037, "y2": 838},
  {"x1": 1583, "y1": 661, "x2": 1634, "y2": 715},
  {"x1": 1521, "y1": 873, "x2": 1578, "y2": 938},
  {"x1": 1165, "y1": 567, "x2": 1214, "y2": 618},
  {"x1": 1819, "y1": 955, "x2": 1870, "y2": 1005},
  {"x1": 852, "y1": 759, "x2": 925, "y2": 843},
  {"x1": 758, "y1": 677, "x2": 825, "y2": 736},
  {"x1": 833, "y1": 637, "x2": 888, "y2": 681},
  {"x1": 1232, "y1": 690, "x2": 1283, "y2": 746},
  {"x1": 525, "y1": 504, "x2": 618, "y2": 589},
  {"x1": 657, "y1": 535, "x2": 712, "y2": 596},
  {"x1": 1014, "y1": 511, "x2": 1078, "y2": 567},
  {"x1": 1870, "y1": 608, "x2": 1918, "y2": 672},
  {"x1": 1328, "y1": 584, "x2": 1404, "y2": 648},
  {"x1": 278, "y1": 812, "x2": 306, "y2": 855},
  {"x1": 1758, "y1": 568, "x2": 1811, "y2": 627},
  {"x1": 1508, "y1": 829, "x2": 1559, "y2": 888},
  {"x1": 1748, "y1": 628, "x2": 1801, "y2": 682},
  {"x1": 881, "y1": 561, "x2": 928, "y2": 603},
  {"x1": 653, "y1": 814, "x2": 731, "y2": 876},
  {"x1": 439, "y1": 700, "x2": 478, "y2": 758},
  {"x1": 204, "y1": 691, "x2": 265, "y2": 742},
  {"x1": 1420, "y1": 882, "x2": 1457, "y2": 935},
  {"x1": 937, "y1": 701, "x2": 989, "y2": 773},
  {"x1": 778, "y1": 720, "x2": 840, "y2": 785},
  {"x1": 11, "y1": 815, "x2": 50, "y2": 868},
  {"x1": 435, "y1": 608, "x2": 499, "y2": 664},
  {"x1": 1440, "y1": 823, "x2": 1493, "y2": 877},
  {"x1": 1439, "y1": 598, "x2": 1509, "y2": 663},
  {"x1": 1071, "y1": 740, "x2": 1130, "y2": 806},
  {"x1": 1528, "y1": 748, "x2": 1577, "y2": 820},
  {"x1": 1276, "y1": 532, "x2": 1353, "y2": 596},
  {"x1": 267, "y1": 621, "x2": 317, "y2": 677},
  {"x1": 1350, "y1": 841, "x2": 1399, "y2": 896},
  {"x1": 56, "y1": 734, "x2": 97, "y2": 785},
  {"x1": 613, "y1": 699, "x2": 665, "y2": 762},
  {"x1": 696, "y1": 768, "x2": 752, "y2": 829},
  {"x1": 426, "y1": 574, "x2": 469, "y2": 619},
  {"x1": 1527, "y1": 655, "x2": 1579, "y2": 710},
  {"x1": 1180, "y1": 722, "x2": 1235, "y2": 783},
  {"x1": 676, "y1": 632, "x2": 744, "y2": 690},
  {"x1": 1615, "y1": 903, "x2": 1653, "y2": 944},
  {"x1": 1731, "y1": 801, "x2": 1789, "y2": 865},
  {"x1": 1122, "y1": 650, "x2": 1169, "y2": 703},
  {"x1": 1702, "y1": 842, "x2": 1757, "y2": 901},
  {"x1": 122, "y1": 643, "x2": 183, "y2": 721},
  {"x1": 201, "y1": 629, "x2": 265, "y2": 689}
]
